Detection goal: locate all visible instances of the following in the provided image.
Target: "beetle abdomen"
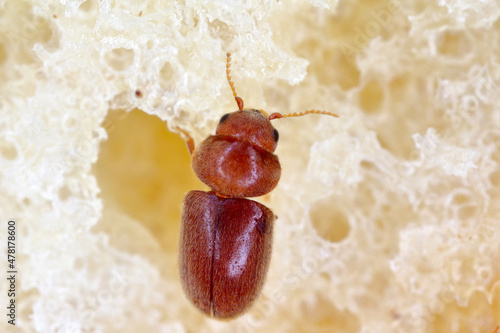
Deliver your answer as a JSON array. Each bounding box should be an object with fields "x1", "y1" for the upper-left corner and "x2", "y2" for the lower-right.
[
  {"x1": 192, "y1": 136, "x2": 281, "y2": 198},
  {"x1": 179, "y1": 190, "x2": 275, "y2": 319}
]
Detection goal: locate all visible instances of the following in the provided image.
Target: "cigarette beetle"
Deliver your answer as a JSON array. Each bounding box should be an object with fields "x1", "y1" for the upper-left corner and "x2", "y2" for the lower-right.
[{"x1": 178, "y1": 53, "x2": 338, "y2": 319}]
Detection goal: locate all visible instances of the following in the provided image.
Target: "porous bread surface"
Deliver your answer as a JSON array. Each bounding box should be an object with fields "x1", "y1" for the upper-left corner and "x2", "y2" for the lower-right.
[{"x1": 1, "y1": 0, "x2": 500, "y2": 332}]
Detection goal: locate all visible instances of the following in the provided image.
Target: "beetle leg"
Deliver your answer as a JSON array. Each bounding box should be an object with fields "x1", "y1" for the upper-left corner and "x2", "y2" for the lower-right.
[{"x1": 177, "y1": 127, "x2": 195, "y2": 155}]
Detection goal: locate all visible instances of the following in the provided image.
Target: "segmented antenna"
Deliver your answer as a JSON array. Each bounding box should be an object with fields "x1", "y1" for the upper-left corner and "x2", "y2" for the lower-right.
[
  {"x1": 226, "y1": 52, "x2": 244, "y2": 111},
  {"x1": 268, "y1": 110, "x2": 339, "y2": 121}
]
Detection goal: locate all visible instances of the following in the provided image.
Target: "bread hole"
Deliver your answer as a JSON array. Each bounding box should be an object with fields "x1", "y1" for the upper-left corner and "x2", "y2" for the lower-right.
[
  {"x1": 58, "y1": 186, "x2": 71, "y2": 201},
  {"x1": 0, "y1": 140, "x2": 18, "y2": 160},
  {"x1": 159, "y1": 61, "x2": 174, "y2": 81},
  {"x1": 78, "y1": 0, "x2": 95, "y2": 12},
  {"x1": 104, "y1": 48, "x2": 135, "y2": 72},
  {"x1": 310, "y1": 196, "x2": 350, "y2": 243},
  {"x1": 359, "y1": 80, "x2": 384, "y2": 113},
  {"x1": 94, "y1": 109, "x2": 204, "y2": 253},
  {"x1": 437, "y1": 30, "x2": 471, "y2": 59}
]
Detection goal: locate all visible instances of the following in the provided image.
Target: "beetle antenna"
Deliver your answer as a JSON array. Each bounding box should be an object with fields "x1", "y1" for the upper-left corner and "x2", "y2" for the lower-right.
[
  {"x1": 268, "y1": 110, "x2": 339, "y2": 120},
  {"x1": 226, "y1": 52, "x2": 244, "y2": 111}
]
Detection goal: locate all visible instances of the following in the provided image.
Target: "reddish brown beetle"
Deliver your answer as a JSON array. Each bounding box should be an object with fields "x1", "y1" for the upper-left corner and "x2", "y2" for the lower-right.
[{"x1": 179, "y1": 53, "x2": 338, "y2": 319}]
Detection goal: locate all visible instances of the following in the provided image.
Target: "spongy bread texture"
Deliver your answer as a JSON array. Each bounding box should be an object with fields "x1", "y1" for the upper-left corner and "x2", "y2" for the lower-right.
[{"x1": 1, "y1": 0, "x2": 500, "y2": 332}]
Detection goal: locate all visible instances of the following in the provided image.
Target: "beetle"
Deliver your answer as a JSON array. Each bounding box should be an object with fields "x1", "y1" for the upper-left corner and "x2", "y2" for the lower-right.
[{"x1": 178, "y1": 53, "x2": 338, "y2": 319}]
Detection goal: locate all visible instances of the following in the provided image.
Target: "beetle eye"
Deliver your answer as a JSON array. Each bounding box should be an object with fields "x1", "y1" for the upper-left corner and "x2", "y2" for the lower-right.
[
  {"x1": 273, "y1": 129, "x2": 279, "y2": 143},
  {"x1": 219, "y1": 113, "x2": 230, "y2": 124}
]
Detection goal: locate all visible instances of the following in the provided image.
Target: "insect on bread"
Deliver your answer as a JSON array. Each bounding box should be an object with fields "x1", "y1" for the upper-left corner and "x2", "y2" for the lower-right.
[{"x1": 178, "y1": 53, "x2": 338, "y2": 319}]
